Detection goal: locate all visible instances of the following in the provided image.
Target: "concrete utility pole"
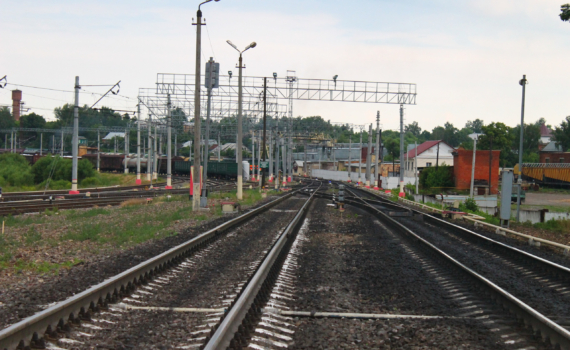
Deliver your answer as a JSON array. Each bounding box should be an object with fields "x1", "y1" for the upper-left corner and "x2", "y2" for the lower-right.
[
  {"x1": 303, "y1": 141, "x2": 307, "y2": 177},
  {"x1": 399, "y1": 104, "x2": 405, "y2": 197},
  {"x1": 269, "y1": 128, "x2": 273, "y2": 182},
  {"x1": 274, "y1": 131, "x2": 279, "y2": 189},
  {"x1": 70, "y1": 76, "x2": 80, "y2": 194},
  {"x1": 52, "y1": 134, "x2": 55, "y2": 154},
  {"x1": 60, "y1": 129, "x2": 64, "y2": 156},
  {"x1": 252, "y1": 130, "x2": 256, "y2": 181},
  {"x1": 227, "y1": 40, "x2": 256, "y2": 200},
  {"x1": 136, "y1": 101, "x2": 141, "y2": 184},
  {"x1": 415, "y1": 141, "x2": 418, "y2": 195},
  {"x1": 374, "y1": 111, "x2": 380, "y2": 190},
  {"x1": 40, "y1": 133, "x2": 43, "y2": 156},
  {"x1": 192, "y1": 2, "x2": 204, "y2": 209},
  {"x1": 217, "y1": 132, "x2": 220, "y2": 161},
  {"x1": 282, "y1": 127, "x2": 287, "y2": 183},
  {"x1": 366, "y1": 124, "x2": 372, "y2": 188},
  {"x1": 147, "y1": 114, "x2": 152, "y2": 181},
  {"x1": 153, "y1": 121, "x2": 158, "y2": 180},
  {"x1": 348, "y1": 135, "x2": 352, "y2": 182},
  {"x1": 261, "y1": 77, "x2": 268, "y2": 188},
  {"x1": 358, "y1": 129, "x2": 363, "y2": 185},
  {"x1": 166, "y1": 94, "x2": 172, "y2": 189},
  {"x1": 124, "y1": 129, "x2": 129, "y2": 174},
  {"x1": 281, "y1": 131, "x2": 287, "y2": 187},
  {"x1": 516, "y1": 75, "x2": 527, "y2": 222}
]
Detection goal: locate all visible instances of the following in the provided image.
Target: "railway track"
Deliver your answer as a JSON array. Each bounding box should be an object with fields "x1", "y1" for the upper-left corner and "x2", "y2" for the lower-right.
[
  {"x1": 5, "y1": 179, "x2": 567, "y2": 349},
  {"x1": 0, "y1": 179, "x2": 236, "y2": 216},
  {"x1": 0, "y1": 180, "x2": 318, "y2": 350},
  {"x1": 339, "y1": 184, "x2": 570, "y2": 349}
]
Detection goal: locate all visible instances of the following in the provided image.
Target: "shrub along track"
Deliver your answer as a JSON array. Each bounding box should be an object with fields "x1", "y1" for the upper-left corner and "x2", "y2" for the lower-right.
[{"x1": 0, "y1": 182, "x2": 312, "y2": 347}]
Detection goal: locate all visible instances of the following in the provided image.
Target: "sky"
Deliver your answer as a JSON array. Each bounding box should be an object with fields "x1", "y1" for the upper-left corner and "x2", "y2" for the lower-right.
[{"x1": 2, "y1": 0, "x2": 570, "y2": 133}]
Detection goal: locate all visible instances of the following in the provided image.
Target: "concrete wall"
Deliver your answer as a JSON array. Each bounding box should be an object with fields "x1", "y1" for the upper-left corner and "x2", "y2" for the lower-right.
[{"x1": 545, "y1": 211, "x2": 570, "y2": 221}]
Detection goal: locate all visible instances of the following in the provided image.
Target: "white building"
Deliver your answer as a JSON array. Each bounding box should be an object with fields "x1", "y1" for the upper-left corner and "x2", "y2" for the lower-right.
[{"x1": 403, "y1": 140, "x2": 455, "y2": 177}]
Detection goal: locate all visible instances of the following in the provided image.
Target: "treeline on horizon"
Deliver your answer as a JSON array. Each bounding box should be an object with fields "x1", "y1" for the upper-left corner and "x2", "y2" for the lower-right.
[{"x1": 1, "y1": 104, "x2": 570, "y2": 168}]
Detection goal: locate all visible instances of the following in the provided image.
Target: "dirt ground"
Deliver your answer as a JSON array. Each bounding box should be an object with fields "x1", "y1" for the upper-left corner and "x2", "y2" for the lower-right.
[{"x1": 525, "y1": 192, "x2": 570, "y2": 207}]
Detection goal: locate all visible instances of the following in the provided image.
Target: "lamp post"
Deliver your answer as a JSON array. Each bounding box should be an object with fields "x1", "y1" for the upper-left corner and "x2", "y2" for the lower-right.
[
  {"x1": 468, "y1": 133, "x2": 482, "y2": 197},
  {"x1": 192, "y1": 0, "x2": 219, "y2": 211},
  {"x1": 227, "y1": 40, "x2": 257, "y2": 200},
  {"x1": 70, "y1": 76, "x2": 80, "y2": 194}
]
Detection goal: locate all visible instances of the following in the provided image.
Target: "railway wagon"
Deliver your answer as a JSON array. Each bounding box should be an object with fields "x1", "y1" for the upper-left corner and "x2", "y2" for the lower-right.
[
  {"x1": 514, "y1": 163, "x2": 570, "y2": 187},
  {"x1": 174, "y1": 160, "x2": 250, "y2": 180},
  {"x1": 82, "y1": 153, "x2": 124, "y2": 172}
]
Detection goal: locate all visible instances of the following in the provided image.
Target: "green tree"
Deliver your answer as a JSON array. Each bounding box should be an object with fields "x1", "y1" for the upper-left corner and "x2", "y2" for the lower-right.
[
  {"x1": 20, "y1": 113, "x2": 46, "y2": 129},
  {"x1": 560, "y1": 3, "x2": 570, "y2": 21},
  {"x1": 478, "y1": 122, "x2": 514, "y2": 166},
  {"x1": 465, "y1": 119, "x2": 484, "y2": 133},
  {"x1": 0, "y1": 106, "x2": 15, "y2": 130},
  {"x1": 442, "y1": 122, "x2": 459, "y2": 146},
  {"x1": 405, "y1": 121, "x2": 421, "y2": 137},
  {"x1": 511, "y1": 122, "x2": 541, "y2": 155},
  {"x1": 553, "y1": 116, "x2": 570, "y2": 151},
  {"x1": 0, "y1": 153, "x2": 34, "y2": 187}
]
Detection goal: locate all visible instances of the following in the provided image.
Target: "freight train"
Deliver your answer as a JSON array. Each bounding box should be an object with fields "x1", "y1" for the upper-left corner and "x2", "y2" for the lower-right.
[
  {"x1": 174, "y1": 159, "x2": 251, "y2": 180},
  {"x1": 514, "y1": 163, "x2": 570, "y2": 187}
]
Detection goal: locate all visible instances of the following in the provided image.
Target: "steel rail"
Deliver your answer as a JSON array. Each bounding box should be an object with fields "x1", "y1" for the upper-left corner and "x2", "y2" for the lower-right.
[
  {"x1": 0, "y1": 186, "x2": 306, "y2": 350},
  {"x1": 344, "y1": 186, "x2": 570, "y2": 281},
  {"x1": 345, "y1": 188, "x2": 570, "y2": 350},
  {"x1": 204, "y1": 182, "x2": 321, "y2": 350}
]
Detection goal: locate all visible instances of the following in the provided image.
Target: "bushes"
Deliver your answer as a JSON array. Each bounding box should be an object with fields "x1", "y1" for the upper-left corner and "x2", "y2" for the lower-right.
[
  {"x1": 462, "y1": 197, "x2": 479, "y2": 212},
  {"x1": 32, "y1": 155, "x2": 95, "y2": 184},
  {"x1": 0, "y1": 153, "x2": 34, "y2": 187},
  {"x1": 419, "y1": 166, "x2": 454, "y2": 190}
]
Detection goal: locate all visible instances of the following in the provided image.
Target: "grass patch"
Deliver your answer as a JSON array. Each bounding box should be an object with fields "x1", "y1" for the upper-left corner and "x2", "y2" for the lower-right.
[
  {"x1": 0, "y1": 258, "x2": 83, "y2": 274},
  {"x1": 530, "y1": 219, "x2": 570, "y2": 233}
]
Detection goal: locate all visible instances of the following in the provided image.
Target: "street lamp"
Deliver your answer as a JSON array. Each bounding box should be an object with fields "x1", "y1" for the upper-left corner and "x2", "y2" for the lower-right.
[
  {"x1": 227, "y1": 40, "x2": 257, "y2": 200},
  {"x1": 468, "y1": 133, "x2": 483, "y2": 197},
  {"x1": 333, "y1": 75, "x2": 338, "y2": 88},
  {"x1": 192, "y1": 0, "x2": 220, "y2": 210}
]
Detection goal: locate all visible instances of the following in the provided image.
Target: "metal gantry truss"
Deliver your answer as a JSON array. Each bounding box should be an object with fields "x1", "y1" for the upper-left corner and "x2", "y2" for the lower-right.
[{"x1": 155, "y1": 74, "x2": 417, "y2": 105}]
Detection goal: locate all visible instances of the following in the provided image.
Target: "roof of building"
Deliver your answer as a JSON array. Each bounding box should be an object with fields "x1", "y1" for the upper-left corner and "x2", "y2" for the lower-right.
[
  {"x1": 404, "y1": 140, "x2": 453, "y2": 159},
  {"x1": 540, "y1": 124, "x2": 553, "y2": 137},
  {"x1": 541, "y1": 141, "x2": 563, "y2": 152},
  {"x1": 103, "y1": 132, "x2": 125, "y2": 140}
]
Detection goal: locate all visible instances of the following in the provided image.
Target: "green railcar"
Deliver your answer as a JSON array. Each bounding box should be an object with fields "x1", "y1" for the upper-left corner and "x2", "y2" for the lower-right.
[{"x1": 174, "y1": 160, "x2": 239, "y2": 179}]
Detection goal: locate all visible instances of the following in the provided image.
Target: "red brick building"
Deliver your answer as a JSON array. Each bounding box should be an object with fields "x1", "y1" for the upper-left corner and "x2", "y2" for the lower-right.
[
  {"x1": 453, "y1": 149, "x2": 501, "y2": 194},
  {"x1": 539, "y1": 152, "x2": 570, "y2": 164}
]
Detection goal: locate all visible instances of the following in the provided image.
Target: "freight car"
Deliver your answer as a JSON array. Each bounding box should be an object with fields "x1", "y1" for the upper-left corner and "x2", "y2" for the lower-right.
[
  {"x1": 174, "y1": 160, "x2": 251, "y2": 180},
  {"x1": 82, "y1": 154, "x2": 185, "y2": 174},
  {"x1": 514, "y1": 163, "x2": 570, "y2": 187}
]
